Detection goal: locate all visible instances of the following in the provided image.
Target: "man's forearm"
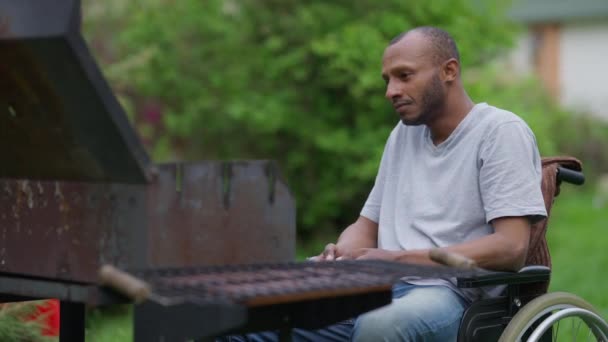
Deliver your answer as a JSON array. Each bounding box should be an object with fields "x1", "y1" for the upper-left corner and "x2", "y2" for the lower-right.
[
  {"x1": 336, "y1": 216, "x2": 378, "y2": 252},
  {"x1": 442, "y1": 234, "x2": 527, "y2": 271},
  {"x1": 334, "y1": 217, "x2": 529, "y2": 272},
  {"x1": 395, "y1": 230, "x2": 528, "y2": 271},
  {"x1": 394, "y1": 249, "x2": 436, "y2": 265}
]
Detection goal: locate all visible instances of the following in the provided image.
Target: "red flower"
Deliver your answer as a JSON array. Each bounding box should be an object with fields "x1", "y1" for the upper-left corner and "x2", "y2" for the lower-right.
[{"x1": 26, "y1": 299, "x2": 60, "y2": 336}]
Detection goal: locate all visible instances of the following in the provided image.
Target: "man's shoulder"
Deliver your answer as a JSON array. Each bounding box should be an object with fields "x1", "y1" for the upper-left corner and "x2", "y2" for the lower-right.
[
  {"x1": 477, "y1": 103, "x2": 527, "y2": 127},
  {"x1": 473, "y1": 103, "x2": 535, "y2": 138}
]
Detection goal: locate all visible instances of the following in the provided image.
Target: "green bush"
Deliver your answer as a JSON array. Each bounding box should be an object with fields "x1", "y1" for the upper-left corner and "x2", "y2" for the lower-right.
[
  {"x1": 87, "y1": 0, "x2": 516, "y2": 236},
  {"x1": 83, "y1": 0, "x2": 608, "y2": 241}
]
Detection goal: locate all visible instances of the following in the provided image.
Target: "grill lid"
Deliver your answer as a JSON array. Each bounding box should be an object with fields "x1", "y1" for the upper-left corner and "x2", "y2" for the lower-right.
[{"x1": 0, "y1": 0, "x2": 152, "y2": 183}]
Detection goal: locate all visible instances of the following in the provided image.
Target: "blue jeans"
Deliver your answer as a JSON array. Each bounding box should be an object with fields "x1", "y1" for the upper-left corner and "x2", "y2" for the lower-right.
[{"x1": 218, "y1": 282, "x2": 469, "y2": 342}]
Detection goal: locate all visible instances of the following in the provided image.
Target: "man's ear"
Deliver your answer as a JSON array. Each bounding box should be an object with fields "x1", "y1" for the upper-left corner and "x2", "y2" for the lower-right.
[{"x1": 442, "y1": 58, "x2": 460, "y2": 82}]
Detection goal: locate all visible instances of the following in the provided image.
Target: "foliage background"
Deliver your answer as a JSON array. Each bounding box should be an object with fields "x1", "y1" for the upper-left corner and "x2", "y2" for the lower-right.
[
  {"x1": 19, "y1": 0, "x2": 608, "y2": 340},
  {"x1": 84, "y1": 0, "x2": 547, "y2": 239}
]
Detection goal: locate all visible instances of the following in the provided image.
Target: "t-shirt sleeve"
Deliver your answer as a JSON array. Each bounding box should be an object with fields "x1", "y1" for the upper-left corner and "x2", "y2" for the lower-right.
[
  {"x1": 360, "y1": 133, "x2": 394, "y2": 223},
  {"x1": 479, "y1": 120, "x2": 548, "y2": 223}
]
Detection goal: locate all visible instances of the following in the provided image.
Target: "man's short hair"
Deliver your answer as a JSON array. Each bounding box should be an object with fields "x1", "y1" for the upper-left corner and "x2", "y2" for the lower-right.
[{"x1": 390, "y1": 26, "x2": 460, "y2": 66}]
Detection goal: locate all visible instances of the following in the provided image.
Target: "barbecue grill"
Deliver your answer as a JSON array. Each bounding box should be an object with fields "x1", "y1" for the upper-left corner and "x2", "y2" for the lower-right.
[
  {"x1": 0, "y1": 1, "x2": 417, "y2": 341},
  {"x1": 109, "y1": 259, "x2": 484, "y2": 341},
  {"x1": 0, "y1": 2, "x2": 493, "y2": 341}
]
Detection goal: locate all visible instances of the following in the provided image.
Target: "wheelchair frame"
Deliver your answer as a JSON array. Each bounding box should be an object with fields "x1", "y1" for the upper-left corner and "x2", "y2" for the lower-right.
[{"x1": 455, "y1": 164, "x2": 608, "y2": 341}]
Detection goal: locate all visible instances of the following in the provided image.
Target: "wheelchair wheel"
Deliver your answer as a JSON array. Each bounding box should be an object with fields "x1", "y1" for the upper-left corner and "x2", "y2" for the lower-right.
[{"x1": 498, "y1": 292, "x2": 608, "y2": 341}]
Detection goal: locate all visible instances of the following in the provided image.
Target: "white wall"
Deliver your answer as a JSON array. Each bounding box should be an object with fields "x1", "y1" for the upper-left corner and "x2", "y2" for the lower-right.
[
  {"x1": 509, "y1": 33, "x2": 534, "y2": 75},
  {"x1": 559, "y1": 20, "x2": 608, "y2": 120},
  {"x1": 508, "y1": 20, "x2": 608, "y2": 120}
]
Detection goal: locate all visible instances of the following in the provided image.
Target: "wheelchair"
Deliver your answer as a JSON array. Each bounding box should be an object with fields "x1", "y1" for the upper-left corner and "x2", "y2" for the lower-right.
[{"x1": 454, "y1": 156, "x2": 608, "y2": 341}]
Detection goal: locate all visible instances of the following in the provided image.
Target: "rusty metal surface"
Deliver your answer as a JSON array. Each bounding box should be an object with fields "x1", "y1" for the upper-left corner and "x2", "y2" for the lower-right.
[
  {"x1": 147, "y1": 160, "x2": 296, "y2": 267},
  {"x1": 0, "y1": 1, "x2": 152, "y2": 183},
  {"x1": 0, "y1": 179, "x2": 148, "y2": 282},
  {"x1": 0, "y1": 161, "x2": 295, "y2": 286}
]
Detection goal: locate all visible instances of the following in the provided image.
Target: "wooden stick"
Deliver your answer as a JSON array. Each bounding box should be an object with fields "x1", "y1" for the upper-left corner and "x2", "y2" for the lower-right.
[
  {"x1": 99, "y1": 264, "x2": 151, "y2": 303},
  {"x1": 99, "y1": 264, "x2": 180, "y2": 306}
]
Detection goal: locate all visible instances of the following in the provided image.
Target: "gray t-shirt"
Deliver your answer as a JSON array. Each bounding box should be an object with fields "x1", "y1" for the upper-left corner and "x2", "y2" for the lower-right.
[{"x1": 360, "y1": 102, "x2": 547, "y2": 302}]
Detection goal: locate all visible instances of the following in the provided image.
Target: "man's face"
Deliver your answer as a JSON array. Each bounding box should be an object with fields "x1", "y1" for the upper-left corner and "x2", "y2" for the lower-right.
[{"x1": 381, "y1": 34, "x2": 446, "y2": 126}]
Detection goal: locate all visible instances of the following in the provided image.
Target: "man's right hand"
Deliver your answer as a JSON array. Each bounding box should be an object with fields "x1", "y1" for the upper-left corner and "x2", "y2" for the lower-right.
[
  {"x1": 307, "y1": 216, "x2": 379, "y2": 262},
  {"x1": 308, "y1": 243, "x2": 340, "y2": 261}
]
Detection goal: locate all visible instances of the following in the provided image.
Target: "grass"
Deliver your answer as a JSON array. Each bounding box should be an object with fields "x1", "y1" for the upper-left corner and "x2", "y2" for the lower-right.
[
  {"x1": 85, "y1": 305, "x2": 132, "y2": 342},
  {"x1": 545, "y1": 186, "x2": 608, "y2": 317},
  {"x1": 15, "y1": 187, "x2": 607, "y2": 341}
]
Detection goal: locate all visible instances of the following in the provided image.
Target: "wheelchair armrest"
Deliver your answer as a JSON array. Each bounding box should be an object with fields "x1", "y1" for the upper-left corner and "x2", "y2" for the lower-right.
[{"x1": 456, "y1": 265, "x2": 550, "y2": 288}]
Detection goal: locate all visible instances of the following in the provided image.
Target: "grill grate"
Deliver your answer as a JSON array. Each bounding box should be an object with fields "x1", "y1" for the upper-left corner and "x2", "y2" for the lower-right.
[{"x1": 132, "y1": 260, "x2": 481, "y2": 307}]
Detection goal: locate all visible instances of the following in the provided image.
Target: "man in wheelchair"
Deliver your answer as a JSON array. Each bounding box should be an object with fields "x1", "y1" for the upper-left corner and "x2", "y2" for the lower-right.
[
  {"x1": 310, "y1": 25, "x2": 547, "y2": 341},
  {"x1": 220, "y1": 26, "x2": 606, "y2": 342}
]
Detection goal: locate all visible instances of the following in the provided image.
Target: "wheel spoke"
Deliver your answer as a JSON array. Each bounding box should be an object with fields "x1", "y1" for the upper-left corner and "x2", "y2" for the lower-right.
[
  {"x1": 572, "y1": 317, "x2": 582, "y2": 341},
  {"x1": 552, "y1": 321, "x2": 560, "y2": 342},
  {"x1": 552, "y1": 317, "x2": 559, "y2": 341}
]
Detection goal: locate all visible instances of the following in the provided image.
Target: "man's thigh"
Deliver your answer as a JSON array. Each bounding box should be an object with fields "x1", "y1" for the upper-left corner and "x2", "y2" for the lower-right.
[{"x1": 352, "y1": 284, "x2": 468, "y2": 342}]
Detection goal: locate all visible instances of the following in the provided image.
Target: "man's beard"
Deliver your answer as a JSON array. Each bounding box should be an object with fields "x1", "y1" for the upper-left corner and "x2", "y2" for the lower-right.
[{"x1": 401, "y1": 72, "x2": 445, "y2": 126}]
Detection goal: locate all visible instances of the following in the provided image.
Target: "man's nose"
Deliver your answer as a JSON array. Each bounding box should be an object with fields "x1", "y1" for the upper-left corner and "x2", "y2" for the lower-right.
[{"x1": 385, "y1": 81, "x2": 401, "y2": 100}]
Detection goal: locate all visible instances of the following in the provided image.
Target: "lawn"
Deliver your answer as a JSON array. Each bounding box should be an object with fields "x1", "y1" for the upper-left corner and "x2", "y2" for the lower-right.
[
  {"x1": 36, "y1": 187, "x2": 608, "y2": 341},
  {"x1": 545, "y1": 186, "x2": 608, "y2": 317}
]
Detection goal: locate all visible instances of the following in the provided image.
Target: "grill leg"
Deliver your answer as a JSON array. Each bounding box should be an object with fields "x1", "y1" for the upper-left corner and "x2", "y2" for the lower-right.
[
  {"x1": 278, "y1": 328, "x2": 292, "y2": 342},
  {"x1": 59, "y1": 301, "x2": 85, "y2": 342}
]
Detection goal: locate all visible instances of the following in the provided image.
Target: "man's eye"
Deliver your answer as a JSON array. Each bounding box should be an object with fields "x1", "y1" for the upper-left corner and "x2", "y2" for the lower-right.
[{"x1": 400, "y1": 73, "x2": 411, "y2": 79}]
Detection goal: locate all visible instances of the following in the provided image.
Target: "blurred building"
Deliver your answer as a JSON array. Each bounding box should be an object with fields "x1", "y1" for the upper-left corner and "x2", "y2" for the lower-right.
[{"x1": 509, "y1": 0, "x2": 608, "y2": 120}]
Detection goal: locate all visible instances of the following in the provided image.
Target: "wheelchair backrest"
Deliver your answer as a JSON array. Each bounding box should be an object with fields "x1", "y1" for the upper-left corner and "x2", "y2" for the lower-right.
[{"x1": 523, "y1": 156, "x2": 583, "y2": 295}]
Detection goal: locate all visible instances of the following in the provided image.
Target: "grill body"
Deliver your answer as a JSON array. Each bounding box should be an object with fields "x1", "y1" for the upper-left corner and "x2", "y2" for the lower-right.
[
  {"x1": 0, "y1": 0, "x2": 295, "y2": 286},
  {"x1": 0, "y1": 1, "x2": 297, "y2": 340}
]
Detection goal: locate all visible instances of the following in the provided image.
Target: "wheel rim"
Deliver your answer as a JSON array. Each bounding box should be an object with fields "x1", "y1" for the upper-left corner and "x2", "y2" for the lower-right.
[
  {"x1": 499, "y1": 292, "x2": 608, "y2": 342},
  {"x1": 513, "y1": 303, "x2": 577, "y2": 340},
  {"x1": 526, "y1": 308, "x2": 608, "y2": 342}
]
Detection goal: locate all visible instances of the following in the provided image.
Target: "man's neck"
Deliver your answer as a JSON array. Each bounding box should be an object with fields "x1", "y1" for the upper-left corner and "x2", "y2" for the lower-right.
[{"x1": 427, "y1": 90, "x2": 474, "y2": 145}]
